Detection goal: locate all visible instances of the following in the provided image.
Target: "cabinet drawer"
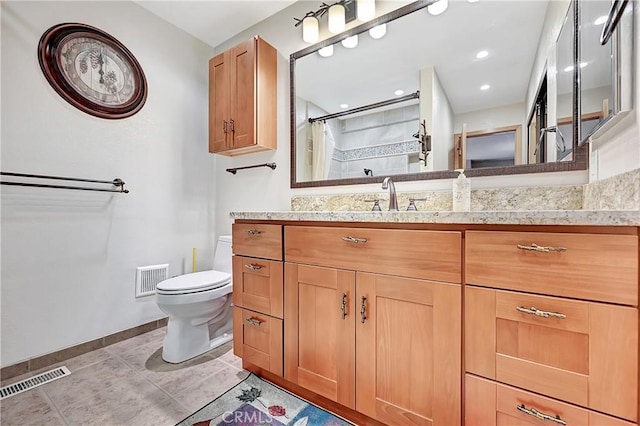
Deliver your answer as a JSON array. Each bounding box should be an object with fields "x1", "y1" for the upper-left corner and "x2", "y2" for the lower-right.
[
  {"x1": 232, "y1": 223, "x2": 282, "y2": 260},
  {"x1": 465, "y1": 286, "x2": 638, "y2": 421},
  {"x1": 233, "y1": 307, "x2": 282, "y2": 376},
  {"x1": 466, "y1": 231, "x2": 638, "y2": 305},
  {"x1": 233, "y1": 255, "x2": 283, "y2": 318},
  {"x1": 285, "y1": 226, "x2": 462, "y2": 283},
  {"x1": 465, "y1": 374, "x2": 636, "y2": 426}
]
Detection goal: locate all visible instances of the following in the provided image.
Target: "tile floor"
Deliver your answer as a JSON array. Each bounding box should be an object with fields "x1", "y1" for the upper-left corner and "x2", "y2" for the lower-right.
[{"x1": 0, "y1": 327, "x2": 249, "y2": 425}]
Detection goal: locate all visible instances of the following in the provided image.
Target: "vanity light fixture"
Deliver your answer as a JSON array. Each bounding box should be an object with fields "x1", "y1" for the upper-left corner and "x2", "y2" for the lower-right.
[
  {"x1": 480, "y1": 84, "x2": 490, "y2": 91},
  {"x1": 328, "y1": 3, "x2": 346, "y2": 33},
  {"x1": 341, "y1": 34, "x2": 358, "y2": 48},
  {"x1": 318, "y1": 45, "x2": 334, "y2": 57},
  {"x1": 427, "y1": 0, "x2": 448, "y2": 16},
  {"x1": 357, "y1": 0, "x2": 375, "y2": 21},
  {"x1": 302, "y1": 15, "x2": 320, "y2": 43},
  {"x1": 476, "y1": 50, "x2": 489, "y2": 59},
  {"x1": 394, "y1": 89, "x2": 405, "y2": 96},
  {"x1": 369, "y1": 23, "x2": 387, "y2": 39},
  {"x1": 294, "y1": 1, "x2": 357, "y2": 43}
]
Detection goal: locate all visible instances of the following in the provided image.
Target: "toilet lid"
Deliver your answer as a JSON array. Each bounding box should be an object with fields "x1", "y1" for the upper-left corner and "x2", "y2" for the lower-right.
[{"x1": 156, "y1": 270, "x2": 231, "y2": 294}]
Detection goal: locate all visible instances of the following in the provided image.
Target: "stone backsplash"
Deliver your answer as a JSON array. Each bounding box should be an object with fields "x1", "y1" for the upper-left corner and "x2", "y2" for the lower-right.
[{"x1": 291, "y1": 168, "x2": 639, "y2": 212}]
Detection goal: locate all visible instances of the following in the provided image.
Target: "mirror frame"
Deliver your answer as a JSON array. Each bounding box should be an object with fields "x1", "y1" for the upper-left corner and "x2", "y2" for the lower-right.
[{"x1": 290, "y1": 0, "x2": 587, "y2": 188}]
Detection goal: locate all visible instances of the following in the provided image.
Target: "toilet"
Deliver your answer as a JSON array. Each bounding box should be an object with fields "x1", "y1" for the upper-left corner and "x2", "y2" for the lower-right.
[{"x1": 155, "y1": 236, "x2": 233, "y2": 363}]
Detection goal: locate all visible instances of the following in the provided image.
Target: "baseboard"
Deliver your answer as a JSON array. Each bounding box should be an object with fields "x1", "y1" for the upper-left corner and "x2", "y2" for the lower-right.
[{"x1": 0, "y1": 317, "x2": 168, "y2": 381}]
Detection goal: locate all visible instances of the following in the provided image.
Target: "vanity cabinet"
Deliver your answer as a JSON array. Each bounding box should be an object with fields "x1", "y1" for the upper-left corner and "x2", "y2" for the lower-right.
[
  {"x1": 465, "y1": 230, "x2": 639, "y2": 423},
  {"x1": 208, "y1": 36, "x2": 277, "y2": 156},
  {"x1": 284, "y1": 225, "x2": 462, "y2": 425},
  {"x1": 231, "y1": 223, "x2": 283, "y2": 376}
]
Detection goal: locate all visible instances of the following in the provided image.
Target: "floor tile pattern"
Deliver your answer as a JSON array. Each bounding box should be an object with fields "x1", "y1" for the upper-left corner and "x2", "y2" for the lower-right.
[{"x1": 0, "y1": 327, "x2": 248, "y2": 425}]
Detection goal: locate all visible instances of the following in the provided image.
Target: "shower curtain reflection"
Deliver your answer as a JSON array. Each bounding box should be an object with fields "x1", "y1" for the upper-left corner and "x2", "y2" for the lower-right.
[{"x1": 310, "y1": 120, "x2": 335, "y2": 180}]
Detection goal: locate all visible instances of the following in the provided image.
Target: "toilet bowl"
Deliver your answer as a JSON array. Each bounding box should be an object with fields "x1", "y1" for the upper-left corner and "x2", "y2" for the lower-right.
[{"x1": 155, "y1": 236, "x2": 233, "y2": 363}]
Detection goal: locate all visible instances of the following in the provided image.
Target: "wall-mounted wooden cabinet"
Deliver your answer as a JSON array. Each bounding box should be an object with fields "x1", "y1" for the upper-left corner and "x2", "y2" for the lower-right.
[{"x1": 209, "y1": 36, "x2": 277, "y2": 156}]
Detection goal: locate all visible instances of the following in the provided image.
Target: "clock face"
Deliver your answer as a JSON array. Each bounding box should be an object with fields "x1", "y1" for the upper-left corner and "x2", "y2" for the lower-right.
[
  {"x1": 58, "y1": 35, "x2": 137, "y2": 107},
  {"x1": 38, "y1": 23, "x2": 147, "y2": 119}
]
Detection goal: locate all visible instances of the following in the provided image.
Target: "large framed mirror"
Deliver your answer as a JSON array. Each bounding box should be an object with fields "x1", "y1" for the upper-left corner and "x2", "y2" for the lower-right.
[{"x1": 290, "y1": 0, "x2": 588, "y2": 188}]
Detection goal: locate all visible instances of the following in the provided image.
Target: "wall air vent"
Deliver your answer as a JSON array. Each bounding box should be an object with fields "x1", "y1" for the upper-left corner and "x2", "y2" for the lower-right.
[{"x1": 135, "y1": 264, "x2": 169, "y2": 298}]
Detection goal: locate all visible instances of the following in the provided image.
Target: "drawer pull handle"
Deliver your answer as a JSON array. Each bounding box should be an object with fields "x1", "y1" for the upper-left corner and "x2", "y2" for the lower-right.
[
  {"x1": 245, "y1": 317, "x2": 265, "y2": 326},
  {"x1": 246, "y1": 229, "x2": 262, "y2": 235},
  {"x1": 341, "y1": 293, "x2": 347, "y2": 319},
  {"x1": 516, "y1": 306, "x2": 567, "y2": 319},
  {"x1": 517, "y1": 243, "x2": 567, "y2": 253},
  {"x1": 360, "y1": 296, "x2": 367, "y2": 324},
  {"x1": 244, "y1": 263, "x2": 263, "y2": 271},
  {"x1": 342, "y1": 236, "x2": 367, "y2": 244},
  {"x1": 517, "y1": 404, "x2": 566, "y2": 425}
]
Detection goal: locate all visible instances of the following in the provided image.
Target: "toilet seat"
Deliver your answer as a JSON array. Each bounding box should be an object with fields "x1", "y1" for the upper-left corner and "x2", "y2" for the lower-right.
[{"x1": 157, "y1": 270, "x2": 231, "y2": 295}]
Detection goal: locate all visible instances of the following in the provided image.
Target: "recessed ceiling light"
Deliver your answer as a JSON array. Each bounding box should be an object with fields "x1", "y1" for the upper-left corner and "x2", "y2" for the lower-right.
[
  {"x1": 476, "y1": 50, "x2": 488, "y2": 59},
  {"x1": 340, "y1": 103, "x2": 349, "y2": 109},
  {"x1": 318, "y1": 45, "x2": 334, "y2": 57},
  {"x1": 594, "y1": 15, "x2": 607, "y2": 25},
  {"x1": 467, "y1": 0, "x2": 480, "y2": 3},
  {"x1": 427, "y1": 0, "x2": 448, "y2": 16},
  {"x1": 394, "y1": 90, "x2": 405, "y2": 96},
  {"x1": 480, "y1": 84, "x2": 490, "y2": 91},
  {"x1": 564, "y1": 62, "x2": 587, "y2": 72}
]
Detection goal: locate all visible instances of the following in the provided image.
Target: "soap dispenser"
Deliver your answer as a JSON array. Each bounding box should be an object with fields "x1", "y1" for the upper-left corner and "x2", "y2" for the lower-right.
[{"x1": 452, "y1": 169, "x2": 471, "y2": 212}]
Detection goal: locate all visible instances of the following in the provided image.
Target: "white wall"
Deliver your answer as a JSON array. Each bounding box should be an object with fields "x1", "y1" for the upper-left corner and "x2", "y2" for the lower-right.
[{"x1": 1, "y1": 1, "x2": 215, "y2": 366}]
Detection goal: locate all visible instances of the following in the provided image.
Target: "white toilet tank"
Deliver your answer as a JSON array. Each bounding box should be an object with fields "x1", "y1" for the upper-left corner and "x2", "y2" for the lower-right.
[{"x1": 213, "y1": 235, "x2": 232, "y2": 274}]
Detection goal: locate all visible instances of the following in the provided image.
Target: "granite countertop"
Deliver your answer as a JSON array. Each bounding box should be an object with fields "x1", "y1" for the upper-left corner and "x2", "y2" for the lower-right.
[{"x1": 230, "y1": 210, "x2": 640, "y2": 226}]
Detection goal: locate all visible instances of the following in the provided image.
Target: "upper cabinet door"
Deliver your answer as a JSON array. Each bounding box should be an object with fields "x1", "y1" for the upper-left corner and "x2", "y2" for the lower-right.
[
  {"x1": 209, "y1": 36, "x2": 277, "y2": 156},
  {"x1": 230, "y1": 39, "x2": 256, "y2": 150},
  {"x1": 209, "y1": 52, "x2": 229, "y2": 153}
]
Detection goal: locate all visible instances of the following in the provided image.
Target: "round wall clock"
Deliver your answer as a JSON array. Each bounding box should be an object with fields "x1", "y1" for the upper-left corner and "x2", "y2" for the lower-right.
[{"x1": 38, "y1": 23, "x2": 147, "y2": 119}]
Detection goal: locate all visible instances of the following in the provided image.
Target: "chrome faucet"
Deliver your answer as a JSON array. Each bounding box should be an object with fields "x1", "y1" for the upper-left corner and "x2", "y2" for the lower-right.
[{"x1": 381, "y1": 177, "x2": 398, "y2": 211}]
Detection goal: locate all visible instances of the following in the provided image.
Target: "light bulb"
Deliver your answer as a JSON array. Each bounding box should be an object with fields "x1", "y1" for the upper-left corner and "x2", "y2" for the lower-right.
[
  {"x1": 302, "y1": 16, "x2": 319, "y2": 43},
  {"x1": 318, "y1": 45, "x2": 334, "y2": 57},
  {"x1": 357, "y1": 0, "x2": 376, "y2": 22},
  {"x1": 369, "y1": 23, "x2": 386, "y2": 39},
  {"x1": 427, "y1": 0, "x2": 448, "y2": 16},
  {"x1": 341, "y1": 35, "x2": 358, "y2": 48},
  {"x1": 328, "y1": 4, "x2": 346, "y2": 33}
]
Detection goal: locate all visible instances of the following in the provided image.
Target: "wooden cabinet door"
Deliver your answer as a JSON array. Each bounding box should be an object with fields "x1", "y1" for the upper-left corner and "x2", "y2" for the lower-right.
[
  {"x1": 229, "y1": 38, "x2": 255, "y2": 150},
  {"x1": 284, "y1": 263, "x2": 356, "y2": 409},
  {"x1": 208, "y1": 51, "x2": 229, "y2": 153},
  {"x1": 356, "y1": 273, "x2": 461, "y2": 426}
]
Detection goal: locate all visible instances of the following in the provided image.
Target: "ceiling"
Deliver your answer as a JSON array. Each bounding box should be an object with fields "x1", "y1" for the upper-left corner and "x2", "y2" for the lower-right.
[{"x1": 134, "y1": 1, "x2": 296, "y2": 48}]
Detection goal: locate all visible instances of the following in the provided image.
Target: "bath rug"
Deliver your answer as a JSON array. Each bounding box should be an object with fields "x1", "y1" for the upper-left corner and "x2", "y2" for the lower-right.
[{"x1": 176, "y1": 372, "x2": 354, "y2": 426}]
